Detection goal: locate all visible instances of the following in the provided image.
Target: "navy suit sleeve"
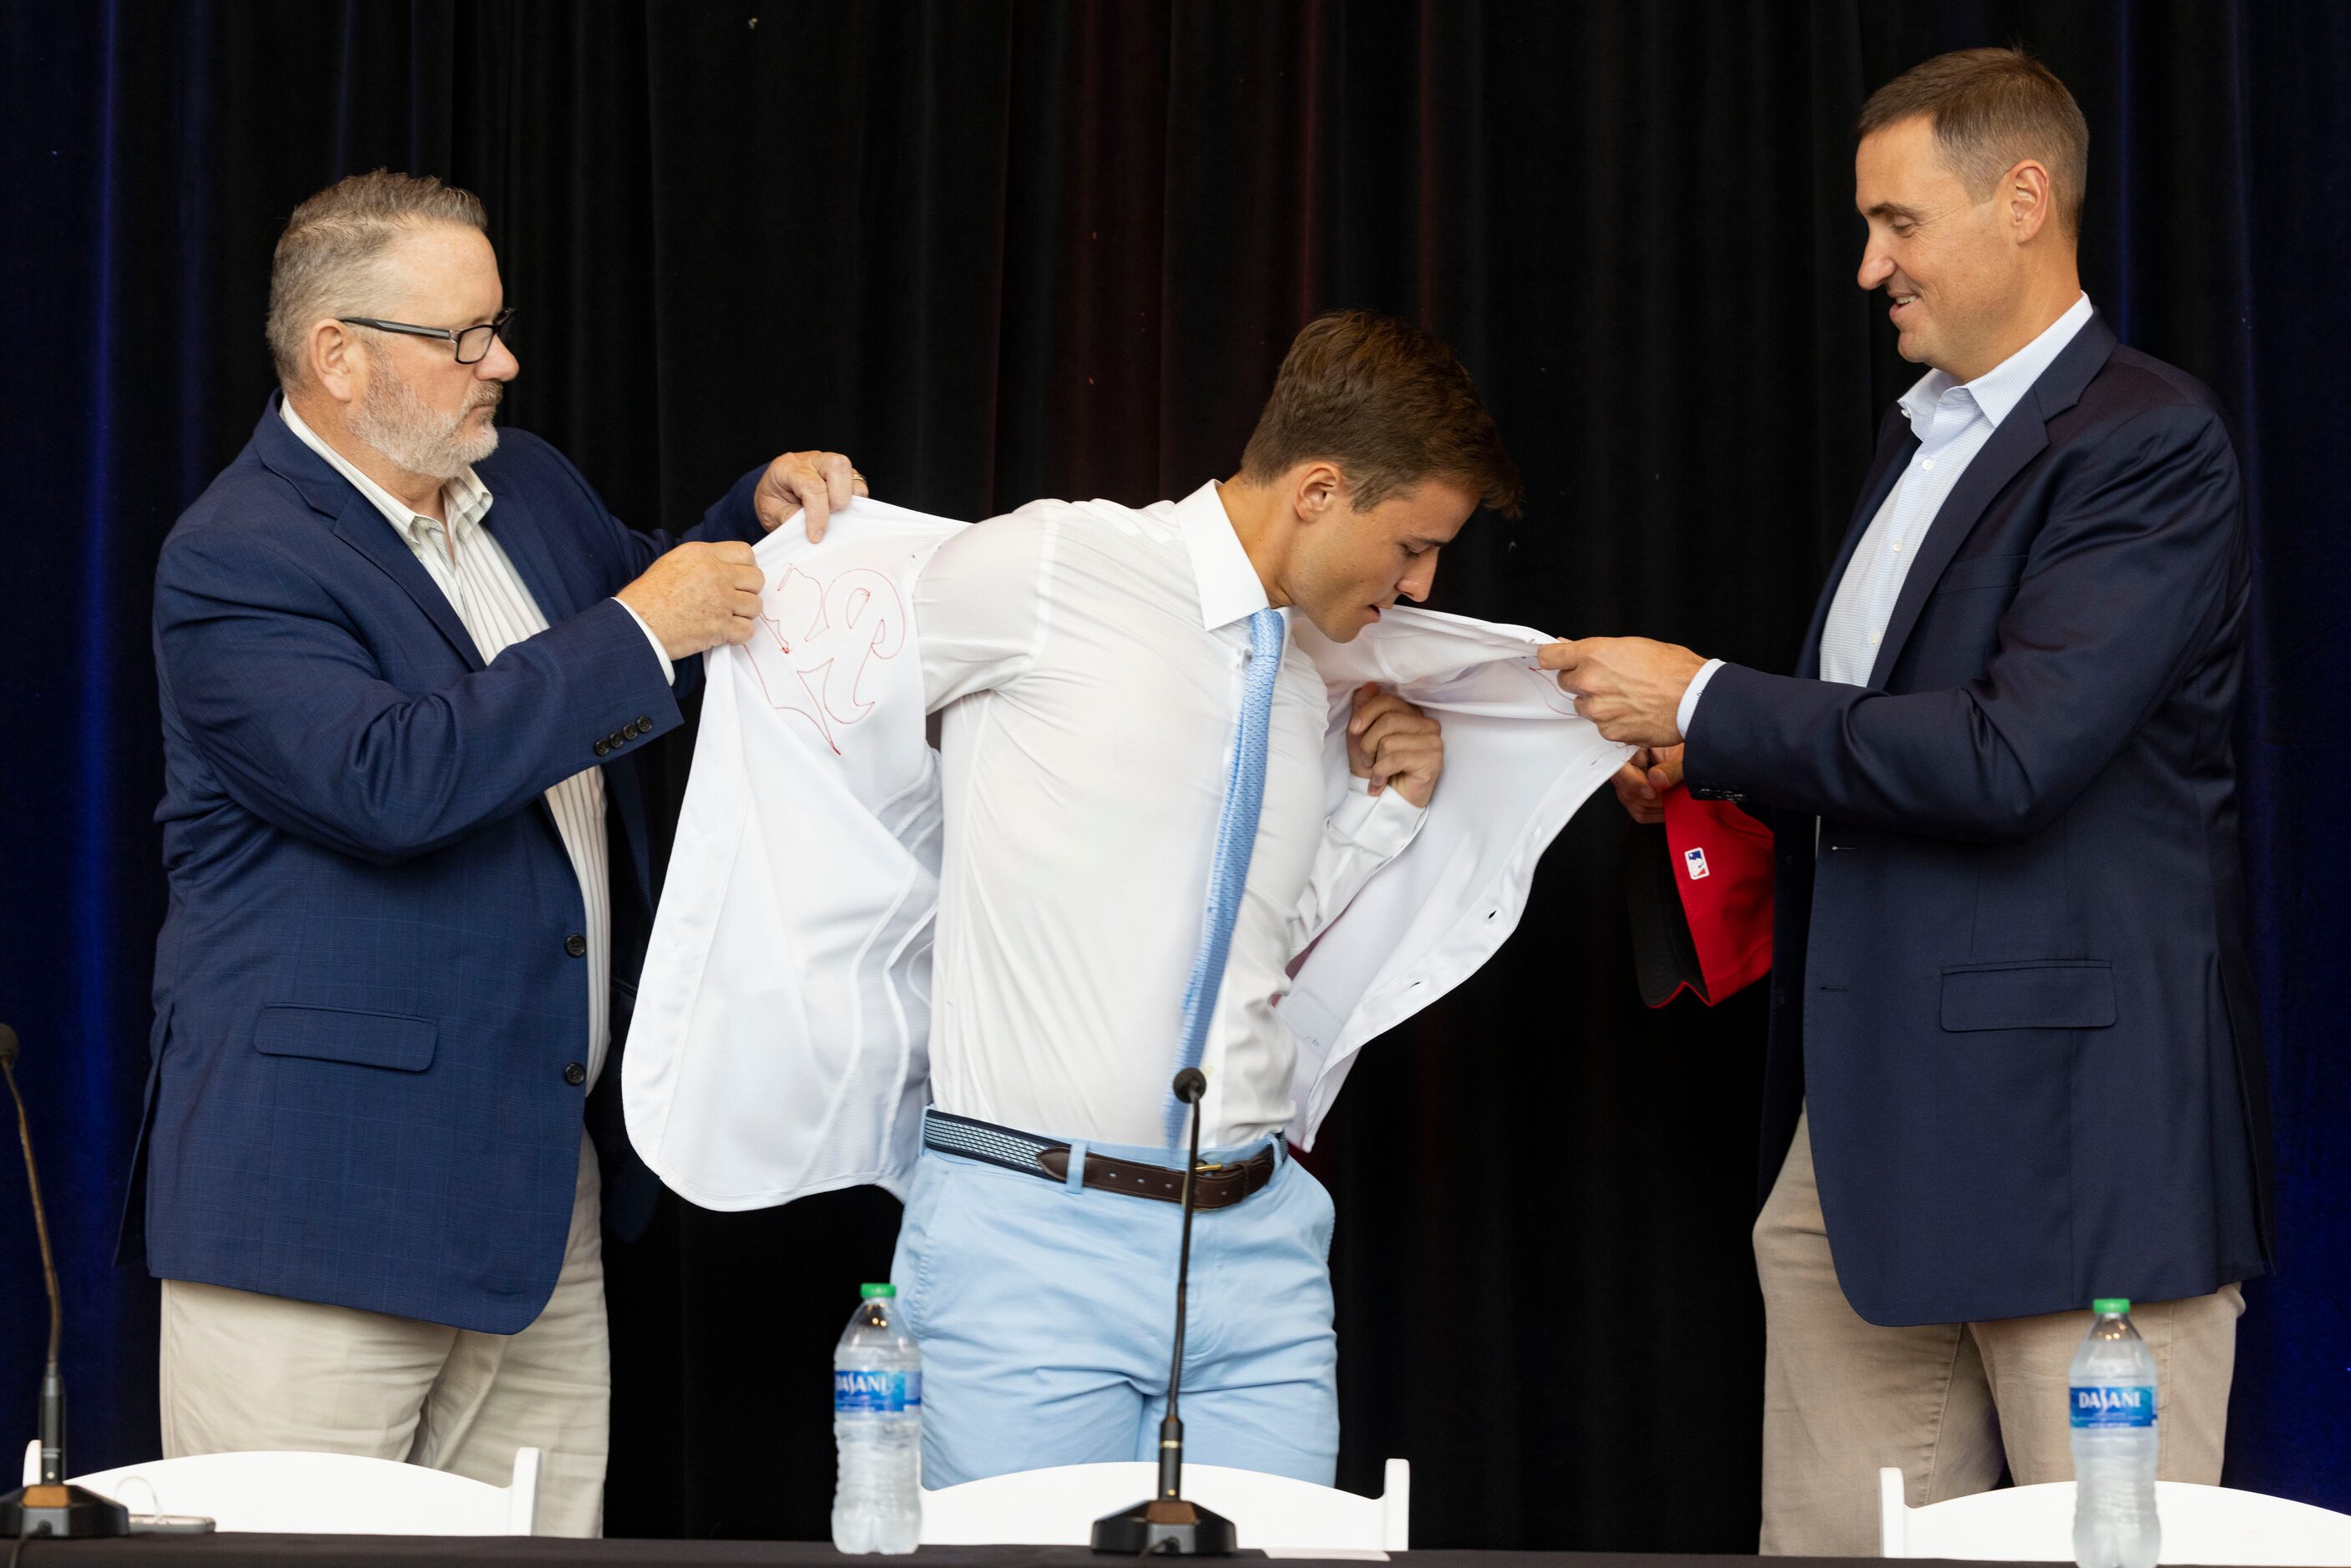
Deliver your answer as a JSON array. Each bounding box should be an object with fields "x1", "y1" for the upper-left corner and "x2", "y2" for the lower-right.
[
  {"x1": 585, "y1": 461, "x2": 789, "y2": 695},
  {"x1": 1685, "y1": 404, "x2": 2241, "y2": 843},
  {"x1": 694, "y1": 465, "x2": 769, "y2": 546},
  {"x1": 155, "y1": 522, "x2": 682, "y2": 866},
  {"x1": 527, "y1": 433, "x2": 759, "y2": 570},
  {"x1": 536, "y1": 448, "x2": 766, "y2": 699},
  {"x1": 519, "y1": 430, "x2": 687, "y2": 576}
]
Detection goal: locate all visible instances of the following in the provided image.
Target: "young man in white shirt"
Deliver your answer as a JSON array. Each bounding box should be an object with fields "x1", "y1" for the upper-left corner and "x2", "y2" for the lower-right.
[{"x1": 890, "y1": 311, "x2": 1523, "y2": 1486}]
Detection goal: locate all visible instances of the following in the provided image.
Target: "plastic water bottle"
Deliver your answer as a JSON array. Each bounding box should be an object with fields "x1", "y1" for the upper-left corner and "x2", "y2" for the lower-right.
[
  {"x1": 832, "y1": 1282, "x2": 922, "y2": 1554},
  {"x1": 2070, "y1": 1297, "x2": 2160, "y2": 1568}
]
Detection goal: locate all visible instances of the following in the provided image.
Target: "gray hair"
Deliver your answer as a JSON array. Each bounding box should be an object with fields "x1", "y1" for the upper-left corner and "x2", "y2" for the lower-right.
[{"x1": 265, "y1": 169, "x2": 488, "y2": 387}]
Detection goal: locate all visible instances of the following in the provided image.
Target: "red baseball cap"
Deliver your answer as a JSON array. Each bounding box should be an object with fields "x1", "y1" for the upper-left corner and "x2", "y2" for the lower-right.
[{"x1": 1625, "y1": 787, "x2": 1773, "y2": 1007}]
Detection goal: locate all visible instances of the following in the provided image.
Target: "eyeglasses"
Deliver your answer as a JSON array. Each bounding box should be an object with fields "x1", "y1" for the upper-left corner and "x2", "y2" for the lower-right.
[{"x1": 337, "y1": 305, "x2": 515, "y2": 365}]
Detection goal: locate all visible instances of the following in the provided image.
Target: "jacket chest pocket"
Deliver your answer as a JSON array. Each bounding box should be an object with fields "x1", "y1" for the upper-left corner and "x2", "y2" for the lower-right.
[
  {"x1": 1939, "y1": 962, "x2": 2116, "y2": 1031},
  {"x1": 253, "y1": 1004, "x2": 438, "y2": 1071},
  {"x1": 1929, "y1": 553, "x2": 2029, "y2": 596}
]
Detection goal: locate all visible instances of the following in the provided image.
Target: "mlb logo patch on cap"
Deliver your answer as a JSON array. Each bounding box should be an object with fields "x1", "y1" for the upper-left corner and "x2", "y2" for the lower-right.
[{"x1": 1684, "y1": 847, "x2": 1711, "y2": 880}]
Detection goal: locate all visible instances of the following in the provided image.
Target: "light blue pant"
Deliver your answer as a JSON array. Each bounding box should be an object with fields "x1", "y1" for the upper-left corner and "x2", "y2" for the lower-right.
[{"x1": 889, "y1": 1115, "x2": 1339, "y2": 1489}]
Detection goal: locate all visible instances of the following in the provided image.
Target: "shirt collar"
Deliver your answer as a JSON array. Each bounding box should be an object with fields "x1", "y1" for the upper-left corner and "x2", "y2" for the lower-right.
[
  {"x1": 279, "y1": 397, "x2": 493, "y2": 543},
  {"x1": 1898, "y1": 291, "x2": 2096, "y2": 436},
  {"x1": 1172, "y1": 480, "x2": 1276, "y2": 632}
]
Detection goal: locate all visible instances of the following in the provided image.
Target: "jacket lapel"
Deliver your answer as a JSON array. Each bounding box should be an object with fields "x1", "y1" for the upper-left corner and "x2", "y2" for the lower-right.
[
  {"x1": 1863, "y1": 313, "x2": 2116, "y2": 688},
  {"x1": 1798, "y1": 408, "x2": 1914, "y2": 680},
  {"x1": 328, "y1": 500, "x2": 485, "y2": 670},
  {"x1": 252, "y1": 396, "x2": 485, "y2": 670},
  {"x1": 483, "y1": 467, "x2": 644, "y2": 878},
  {"x1": 478, "y1": 486, "x2": 582, "y2": 628},
  {"x1": 250, "y1": 397, "x2": 606, "y2": 857}
]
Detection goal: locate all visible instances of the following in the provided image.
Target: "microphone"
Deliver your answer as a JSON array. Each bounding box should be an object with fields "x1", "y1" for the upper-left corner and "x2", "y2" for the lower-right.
[
  {"x1": 1090, "y1": 1067, "x2": 1236, "y2": 1555},
  {"x1": 0, "y1": 1024, "x2": 129, "y2": 1541}
]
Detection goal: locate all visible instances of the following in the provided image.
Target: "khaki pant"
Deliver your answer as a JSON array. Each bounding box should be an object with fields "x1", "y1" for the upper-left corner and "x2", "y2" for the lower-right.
[
  {"x1": 1755, "y1": 1109, "x2": 2243, "y2": 1556},
  {"x1": 159, "y1": 1136, "x2": 609, "y2": 1538}
]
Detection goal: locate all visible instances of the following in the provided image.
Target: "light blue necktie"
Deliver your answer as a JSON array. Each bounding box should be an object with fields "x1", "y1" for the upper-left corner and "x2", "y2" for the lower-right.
[{"x1": 1168, "y1": 607, "x2": 1287, "y2": 1144}]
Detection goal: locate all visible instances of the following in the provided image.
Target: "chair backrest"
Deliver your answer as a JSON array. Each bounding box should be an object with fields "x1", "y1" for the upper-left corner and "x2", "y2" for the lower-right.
[
  {"x1": 23, "y1": 1439, "x2": 540, "y2": 1535},
  {"x1": 920, "y1": 1459, "x2": 1409, "y2": 1552},
  {"x1": 1879, "y1": 1467, "x2": 2351, "y2": 1565}
]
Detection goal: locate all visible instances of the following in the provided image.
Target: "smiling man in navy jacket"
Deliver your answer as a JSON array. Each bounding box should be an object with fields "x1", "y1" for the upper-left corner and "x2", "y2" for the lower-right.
[
  {"x1": 124, "y1": 170, "x2": 863, "y2": 1535},
  {"x1": 1544, "y1": 50, "x2": 2272, "y2": 1555}
]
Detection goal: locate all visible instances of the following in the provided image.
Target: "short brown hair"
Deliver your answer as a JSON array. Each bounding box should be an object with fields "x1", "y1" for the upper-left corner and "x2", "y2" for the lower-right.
[
  {"x1": 1858, "y1": 48, "x2": 2090, "y2": 237},
  {"x1": 266, "y1": 169, "x2": 488, "y2": 386},
  {"x1": 1241, "y1": 311, "x2": 1523, "y2": 518}
]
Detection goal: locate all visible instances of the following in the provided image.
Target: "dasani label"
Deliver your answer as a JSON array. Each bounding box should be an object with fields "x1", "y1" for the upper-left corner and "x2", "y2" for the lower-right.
[
  {"x1": 2069, "y1": 1384, "x2": 2156, "y2": 1429},
  {"x1": 835, "y1": 1368, "x2": 922, "y2": 1414}
]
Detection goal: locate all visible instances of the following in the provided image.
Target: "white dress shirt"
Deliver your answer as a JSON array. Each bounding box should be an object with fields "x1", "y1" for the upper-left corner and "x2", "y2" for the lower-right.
[
  {"x1": 279, "y1": 400, "x2": 670, "y2": 1086},
  {"x1": 1678, "y1": 294, "x2": 2095, "y2": 727},
  {"x1": 913, "y1": 482, "x2": 1424, "y2": 1149},
  {"x1": 620, "y1": 496, "x2": 1632, "y2": 1210}
]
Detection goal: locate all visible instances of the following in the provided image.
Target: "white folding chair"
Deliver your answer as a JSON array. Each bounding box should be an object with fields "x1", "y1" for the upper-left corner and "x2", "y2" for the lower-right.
[
  {"x1": 921, "y1": 1459, "x2": 1410, "y2": 1555},
  {"x1": 21, "y1": 1439, "x2": 541, "y2": 1535},
  {"x1": 1879, "y1": 1466, "x2": 2351, "y2": 1565}
]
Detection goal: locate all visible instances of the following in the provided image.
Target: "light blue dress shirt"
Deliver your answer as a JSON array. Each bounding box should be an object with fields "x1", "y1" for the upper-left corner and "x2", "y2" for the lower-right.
[{"x1": 1676, "y1": 292, "x2": 2096, "y2": 731}]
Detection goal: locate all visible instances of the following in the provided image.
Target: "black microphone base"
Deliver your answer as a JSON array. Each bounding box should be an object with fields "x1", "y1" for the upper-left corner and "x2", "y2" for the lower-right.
[
  {"x1": 1090, "y1": 1496, "x2": 1236, "y2": 1555},
  {"x1": 0, "y1": 1482, "x2": 133, "y2": 1540}
]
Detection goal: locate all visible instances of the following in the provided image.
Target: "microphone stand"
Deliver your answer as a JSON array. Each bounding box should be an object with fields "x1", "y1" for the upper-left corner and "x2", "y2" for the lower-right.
[
  {"x1": 0, "y1": 1025, "x2": 130, "y2": 1540},
  {"x1": 1091, "y1": 1069, "x2": 1236, "y2": 1556}
]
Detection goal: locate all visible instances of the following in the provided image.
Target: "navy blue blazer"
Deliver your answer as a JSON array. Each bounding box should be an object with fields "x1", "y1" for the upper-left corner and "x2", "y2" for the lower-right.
[
  {"x1": 124, "y1": 398, "x2": 764, "y2": 1333},
  {"x1": 1686, "y1": 314, "x2": 2273, "y2": 1327}
]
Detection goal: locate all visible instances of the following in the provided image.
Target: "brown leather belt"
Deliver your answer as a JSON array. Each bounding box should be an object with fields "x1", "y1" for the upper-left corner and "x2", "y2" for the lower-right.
[
  {"x1": 923, "y1": 1110, "x2": 1280, "y2": 1211},
  {"x1": 1036, "y1": 1146, "x2": 1278, "y2": 1210}
]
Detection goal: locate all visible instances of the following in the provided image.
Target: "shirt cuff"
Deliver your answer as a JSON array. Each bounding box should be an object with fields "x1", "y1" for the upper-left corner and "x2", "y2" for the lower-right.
[
  {"x1": 1332, "y1": 772, "x2": 1429, "y2": 857},
  {"x1": 614, "y1": 599, "x2": 675, "y2": 686},
  {"x1": 1676, "y1": 658, "x2": 1725, "y2": 738}
]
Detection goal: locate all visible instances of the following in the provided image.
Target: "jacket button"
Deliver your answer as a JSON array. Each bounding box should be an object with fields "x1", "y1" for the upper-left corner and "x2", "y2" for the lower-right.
[
  {"x1": 594, "y1": 739, "x2": 611, "y2": 757},
  {"x1": 562, "y1": 1062, "x2": 587, "y2": 1087},
  {"x1": 633, "y1": 716, "x2": 653, "y2": 735},
  {"x1": 564, "y1": 933, "x2": 588, "y2": 958},
  {"x1": 608, "y1": 731, "x2": 628, "y2": 749}
]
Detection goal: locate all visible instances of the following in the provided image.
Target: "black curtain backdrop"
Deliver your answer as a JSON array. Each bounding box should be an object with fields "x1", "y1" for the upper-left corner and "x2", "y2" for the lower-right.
[{"x1": 3, "y1": 1, "x2": 2344, "y2": 1553}]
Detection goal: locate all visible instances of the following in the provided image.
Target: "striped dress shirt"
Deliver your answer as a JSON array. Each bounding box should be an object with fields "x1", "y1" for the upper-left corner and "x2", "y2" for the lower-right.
[{"x1": 280, "y1": 400, "x2": 670, "y2": 1087}]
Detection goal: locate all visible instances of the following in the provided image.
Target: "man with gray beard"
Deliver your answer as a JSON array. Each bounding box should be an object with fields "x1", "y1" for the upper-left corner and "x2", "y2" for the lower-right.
[{"x1": 121, "y1": 170, "x2": 864, "y2": 1535}]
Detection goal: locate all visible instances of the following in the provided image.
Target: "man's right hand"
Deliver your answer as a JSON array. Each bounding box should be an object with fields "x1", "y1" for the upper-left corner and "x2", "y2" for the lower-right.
[
  {"x1": 1610, "y1": 743, "x2": 1685, "y2": 826},
  {"x1": 616, "y1": 541, "x2": 766, "y2": 659}
]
